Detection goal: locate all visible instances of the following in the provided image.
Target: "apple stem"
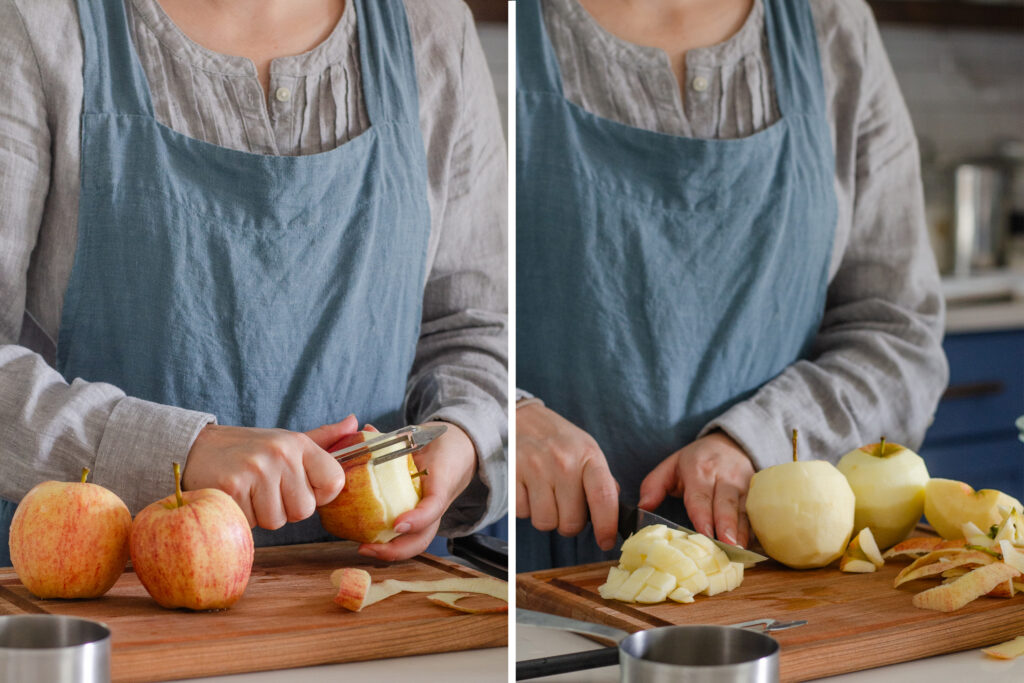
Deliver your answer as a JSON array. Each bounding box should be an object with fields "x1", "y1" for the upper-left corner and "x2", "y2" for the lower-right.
[
  {"x1": 80, "y1": 467, "x2": 90, "y2": 483},
  {"x1": 411, "y1": 469, "x2": 429, "y2": 479},
  {"x1": 792, "y1": 429, "x2": 798, "y2": 463},
  {"x1": 173, "y1": 462, "x2": 184, "y2": 508},
  {"x1": 877, "y1": 436, "x2": 887, "y2": 458}
]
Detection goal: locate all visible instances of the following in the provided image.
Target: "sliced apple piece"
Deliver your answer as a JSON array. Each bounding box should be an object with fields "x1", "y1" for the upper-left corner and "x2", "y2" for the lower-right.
[
  {"x1": 999, "y1": 540, "x2": 1024, "y2": 573},
  {"x1": 857, "y1": 528, "x2": 885, "y2": 567},
  {"x1": 613, "y1": 566, "x2": 655, "y2": 603},
  {"x1": 701, "y1": 570, "x2": 731, "y2": 597},
  {"x1": 840, "y1": 557, "x2": 877, "y2": 573},
  {"x1": 676, "y1": 570, "x2": 710, "y2": 596},
  {"x1": 982, "y1": 636, "x2": 1024, "y2": 660},
  {"x1": 668, "y1": 586, "x2": 695, "y2": 603},
  {"x1": 911, "y1": 562, "x2": 1020, "y2": 612},
  {"x1": 646, "y1": 541, "x2": 699, "y2": 582},
  {"x1": 598, "y1": 566, "x2": 631, "y2": 600}
]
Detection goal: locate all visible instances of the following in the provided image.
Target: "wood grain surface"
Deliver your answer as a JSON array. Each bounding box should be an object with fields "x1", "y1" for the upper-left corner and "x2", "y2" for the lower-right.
[
  {"x1": 517, "y1": 555, "x2": 1023, "y2": 682},
  {"x1": 0, "y1": 542, "x2": 507, "y2": 682}
]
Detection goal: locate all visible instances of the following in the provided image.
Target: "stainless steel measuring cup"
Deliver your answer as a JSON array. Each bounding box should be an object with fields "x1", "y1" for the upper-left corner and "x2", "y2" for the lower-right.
[
  {"x1": 518, "y1": 608, "x2": 790, "y2": 682},
  {"x1": 0, "y1": 614, "x2": 111, "y2": 683}
]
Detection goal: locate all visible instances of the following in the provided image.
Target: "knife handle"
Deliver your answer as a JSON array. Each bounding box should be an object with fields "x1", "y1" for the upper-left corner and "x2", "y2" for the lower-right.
[{"x1": 516, "y1": 646, "x2": 619, "y2": 680}]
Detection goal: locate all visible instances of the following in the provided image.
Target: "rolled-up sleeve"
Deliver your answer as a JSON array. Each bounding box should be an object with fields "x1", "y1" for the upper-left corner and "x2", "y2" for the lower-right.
[{"x1": 701, "y1": 6, "x2": 948, "y2": 469}]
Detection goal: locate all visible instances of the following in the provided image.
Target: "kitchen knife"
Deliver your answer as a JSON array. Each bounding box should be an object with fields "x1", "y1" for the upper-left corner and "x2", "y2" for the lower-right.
[
  {"x1": 617, "y1": 502, "x2": 767, "y2": 564},
  {"x1": 331, "y1": 423, "x2": 447, "y2": 467}
]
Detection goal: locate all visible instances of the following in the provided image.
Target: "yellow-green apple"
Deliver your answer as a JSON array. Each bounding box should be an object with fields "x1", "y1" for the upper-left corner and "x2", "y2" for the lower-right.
[
  {"x1": 837, "y1": 438, "x2": 930, "y2": 550},
  {"x1": 9, "y1": 468, "x2": 131, "y2": 599},
  {"x1": 318, "y1": 428, "x2": 423, "y2": 544},
  {"x1": 923, "y1": 478, "x2": 1023, "y2": 540},
  {"x1": 130, "y1": 463, "x2": 253, "y2": 610},
  {"x1": 745, "y1": 430, "x2": 855, "y2": 569}
]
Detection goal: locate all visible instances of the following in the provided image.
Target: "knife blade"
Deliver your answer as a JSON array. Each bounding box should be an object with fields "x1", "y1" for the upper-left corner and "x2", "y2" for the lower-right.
[
  {"x1": 617, "y1": 502, "x2": 767, "y2": 564},
  {"x1": 331, "y1": 423, "x2": 447, "y2": 467}
]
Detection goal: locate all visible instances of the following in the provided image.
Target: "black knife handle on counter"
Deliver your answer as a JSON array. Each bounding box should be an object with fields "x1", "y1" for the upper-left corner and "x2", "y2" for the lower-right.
[
  {"x1": 447, "y1": 533, "x2": 508, "y2": 580},
  {"x1": 516, "y1": 646, "x2": 619, "y2": 680}
]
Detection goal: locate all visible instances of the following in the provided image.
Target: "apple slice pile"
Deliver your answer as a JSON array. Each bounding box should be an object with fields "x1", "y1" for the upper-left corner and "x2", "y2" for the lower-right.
[
  {"x1": 882, "y1": 506, "x2": 1024, "y2": 612},
  {"x1": 839, "y1": 527, "x2": 885, "y2": 573},
  {"x1": 597, "y1": 524, "x2": 744, "y2": 604},
  {"x1": 330, "y1": 567, "x2": 508, "y2": 614}
]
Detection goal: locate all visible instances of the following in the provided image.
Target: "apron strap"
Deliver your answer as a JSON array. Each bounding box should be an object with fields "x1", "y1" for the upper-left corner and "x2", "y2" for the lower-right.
[
  {"x1": 78, "y1": 0, "x2": 156, "y2": 116},
  {"x1": 355, "y1": 0, "x2": 419, "y2": 126},
  {"x1": 516, "y1": 0, "x2": 565, "y2": 96},
  {"x1": 763, "y1": 0, "x2": 828, "y2": 118}
]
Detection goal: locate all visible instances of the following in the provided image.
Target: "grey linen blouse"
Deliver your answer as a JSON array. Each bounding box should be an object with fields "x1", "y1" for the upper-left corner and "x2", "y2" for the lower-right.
[
  {"x1": 0, "y1": 0, "x2": 508, "y2": 533},
  {"x1": 524, "y1": 0, "x2": 948, "y2": 469}
]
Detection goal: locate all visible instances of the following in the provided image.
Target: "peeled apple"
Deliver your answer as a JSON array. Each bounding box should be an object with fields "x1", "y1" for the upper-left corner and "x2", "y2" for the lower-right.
[
  {"x1": 745, "y1": 431, "x2": 855, "y2": 569},
  {"x1": 836, "y1": 439, "x2": 929, "y2": 550}
]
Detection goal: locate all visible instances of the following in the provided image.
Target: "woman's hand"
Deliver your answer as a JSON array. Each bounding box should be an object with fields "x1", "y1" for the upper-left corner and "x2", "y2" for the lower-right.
[
  {"x1": 357, "y1": 421, "x2": 477, "y2": 562},
  {"x1": 638, "y1": 431, "x2": 754, "y2": 547},
  {"x1": 182, "y1": 415, "x2": 357, "y2": 529},
  {"x1": 516, "y1": 403, "x2": 619, "y2": 551}
]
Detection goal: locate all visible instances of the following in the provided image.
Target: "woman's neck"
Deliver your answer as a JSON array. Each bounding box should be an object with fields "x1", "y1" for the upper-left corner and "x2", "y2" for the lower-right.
[
  {"x1": 155, "y1": 0, "x2": 346, "y2": 97},
  {"x1": 578, "y1": 0, "x2": 753, "y2": 95}
]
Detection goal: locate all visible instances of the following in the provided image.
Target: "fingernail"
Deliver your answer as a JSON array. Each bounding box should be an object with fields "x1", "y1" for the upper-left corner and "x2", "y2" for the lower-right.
[
  {"x1": 394, "y1": 522, "x2": 411, "y2": 534},
  {"x1": 722, "y1": 532, "x2": 736, "y2": 545},
  {"x1": 358, "y1": 547, "x2": 377, "y2": 558},
  {"x1": 702, "y1": 526, "x2": 714, "y2": 538}
]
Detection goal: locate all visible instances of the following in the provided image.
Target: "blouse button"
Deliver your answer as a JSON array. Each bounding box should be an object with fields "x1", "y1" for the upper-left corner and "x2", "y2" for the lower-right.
[
  {"x1": 691, "y1": 76, "x2": 709, "y2": 93},
  {"x1": 275, "y1": 87, "x2": 291, "y2": 103}
]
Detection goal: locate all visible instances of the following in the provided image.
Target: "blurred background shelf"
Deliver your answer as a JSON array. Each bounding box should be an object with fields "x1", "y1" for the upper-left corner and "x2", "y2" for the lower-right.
[{"x1": 867, "y1": 1, "x2": 1024, "y2": 31}]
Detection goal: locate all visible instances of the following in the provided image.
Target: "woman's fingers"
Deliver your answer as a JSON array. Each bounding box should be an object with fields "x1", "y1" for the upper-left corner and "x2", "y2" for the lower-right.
[
  {"x1": 711, "y1": 481, "x2": 744, "y2": 546},
  {"x1": 359, "y1": 520, "x2": 441, "y2": 562},
  {"x1": 300, "y1": 438, "x2": 346, "y2": 506},
  {"x1": 582, "y1": 458, "x2": 618, "y2": 551},
  {"x1": 637, "y1": 454, "x2": 681, "y2": 512},
  {"x1": 516, "y1": 403, "x2": 620, "y2": 550},
  {"x1": 304, "y1": 414, "x2": 359, "y2": 449},
  {"x1": 251, "y1": 478, "x2": 288, "y2": 530}
]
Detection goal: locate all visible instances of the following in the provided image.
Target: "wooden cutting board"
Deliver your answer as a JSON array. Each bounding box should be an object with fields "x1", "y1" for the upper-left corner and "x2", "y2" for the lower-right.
[
  {"x1": 518, "y1": 556, "x2": 1023, "y2": 682},
  {"x1": 0, "y1": 542, "x2": 507, "y2": 682}
]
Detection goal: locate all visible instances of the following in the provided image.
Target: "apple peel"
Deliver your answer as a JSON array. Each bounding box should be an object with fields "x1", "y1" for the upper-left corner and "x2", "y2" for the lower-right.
[
  {"x1": 894, "y1": 550, "x2": 996, "y2": 587},
  {"x1": 330, "y1": 569, "x2": 507, "y2": 613},
  {"x1": 911, "y1": 562, "x2": 1020, "y2": 612},
  {"x1": 982, "y1": 636, "x2": 1024, "y2": 660},
  {"x1": 426, "y1": 592, "x2": 509, "y2": 614}
]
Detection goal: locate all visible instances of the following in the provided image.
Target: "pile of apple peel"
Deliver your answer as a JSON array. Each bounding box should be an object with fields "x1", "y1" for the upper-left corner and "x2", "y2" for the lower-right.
[
  {"x1": 330, "y1": 568, "x2": 507, "y2": 614},
  {"x1": 881, "y1": 507, "x2": 1024, "y2": 614},
  {"x1": 597, "y1": 524, "x2": 744, "y2": 604}
]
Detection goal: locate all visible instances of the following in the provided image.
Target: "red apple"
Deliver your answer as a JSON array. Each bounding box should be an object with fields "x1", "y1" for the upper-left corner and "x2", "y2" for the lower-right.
[
  {"x1": 130, "y1": 463, "x2": 253, "y2": 610},
  {"x1": 318, "y1": 428, "x2": 423, "y2": 544},
  {"x1": 9, "y1": 468, "x2": 131, "y2": 599}
]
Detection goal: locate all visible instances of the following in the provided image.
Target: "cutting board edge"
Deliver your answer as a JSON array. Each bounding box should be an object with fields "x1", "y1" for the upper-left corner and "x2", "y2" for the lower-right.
[{"x1": 110, "y1": 613, "x2": 507, "y2": 683}]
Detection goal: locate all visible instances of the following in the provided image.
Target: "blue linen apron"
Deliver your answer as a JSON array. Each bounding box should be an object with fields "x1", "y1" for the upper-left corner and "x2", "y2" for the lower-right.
[
  {"x1": 516, "y1": 0, "x2": 838, "y2": 570},
  {"x1": 0, "y1": 0, "x2": 430, "y2": 567}
]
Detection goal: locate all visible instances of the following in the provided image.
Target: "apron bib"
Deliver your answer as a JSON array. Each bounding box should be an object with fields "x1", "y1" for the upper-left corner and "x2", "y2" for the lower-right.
[
  {"x1": 516, "y1": 0, "x2": 837, "y2": 570},
  {"x1": 0, "y1": 0, "x2": 430, "y2": 561}
]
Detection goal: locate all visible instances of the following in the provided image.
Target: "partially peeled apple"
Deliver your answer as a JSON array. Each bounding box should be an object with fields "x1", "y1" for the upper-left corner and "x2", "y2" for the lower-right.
[
  {"x1": 837, "y1": 438, "x2": 930, "y2": 550},
  {"x1": 745, "y1": 430, "x2": 856, "y2": 569},
  {"x1": 318, "y1": 428, "x2": 423, "y2": 544}
]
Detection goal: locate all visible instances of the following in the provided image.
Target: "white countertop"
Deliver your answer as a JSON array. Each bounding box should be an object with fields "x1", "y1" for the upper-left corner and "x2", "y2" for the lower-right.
[{"x1": 516, "y1": 626, "x2": 1023, "y2": 683}]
